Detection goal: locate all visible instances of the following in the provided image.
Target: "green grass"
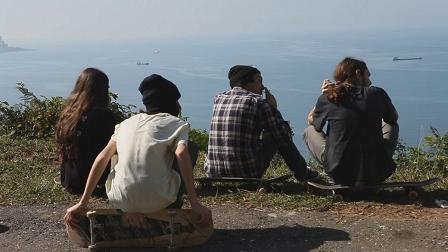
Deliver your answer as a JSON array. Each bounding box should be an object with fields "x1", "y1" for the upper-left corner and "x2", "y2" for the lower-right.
[
  {"x1": 193, "y1": 150, "x2": 447, "y2": 211},
  {"x1": 0, "y1": 136, "x2": 447, "y2": 212},
  {"x1": 2, "y1": 84, "x2": 446, "y2": 211}
]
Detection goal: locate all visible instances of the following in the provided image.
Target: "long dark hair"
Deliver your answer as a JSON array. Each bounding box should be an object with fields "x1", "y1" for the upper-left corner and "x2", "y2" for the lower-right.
[
  {"x1": 326, "y1": 57, "x2": 367, "y2": 104},
  {"x1": 56, "y1": 68, "x2": 109, "y2": 155}
]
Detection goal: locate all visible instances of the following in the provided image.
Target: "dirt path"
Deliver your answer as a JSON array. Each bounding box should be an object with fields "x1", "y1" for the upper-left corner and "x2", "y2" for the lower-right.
[{"x1": 1, "y1": 203, "x2": 447, "y2": 252}]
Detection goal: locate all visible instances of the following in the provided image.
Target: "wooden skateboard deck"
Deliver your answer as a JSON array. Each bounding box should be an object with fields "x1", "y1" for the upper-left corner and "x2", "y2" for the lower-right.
[
  {"x1": 308, "y1": 177, "x2": 440, "y2": 201},
  {"x1": 66, "y1": 208, "x2": 213, "y2": 250},
  {"x1": 195, "y1": 174, "x2": 293, "y2": 192}
]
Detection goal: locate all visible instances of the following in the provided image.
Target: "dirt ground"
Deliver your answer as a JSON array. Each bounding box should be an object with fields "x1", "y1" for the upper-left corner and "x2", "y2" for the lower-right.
[{"x1": 1, "y1": 202, "x2": 447, "y2": 252}]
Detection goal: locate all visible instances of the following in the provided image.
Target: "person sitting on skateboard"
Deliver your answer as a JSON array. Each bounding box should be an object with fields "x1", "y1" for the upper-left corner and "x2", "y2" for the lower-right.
[
  {"x1": 56, "y1": 68, "x2": 116, "y2": 195},
  {"x1": 204, "y1": 65, "x2": 320, "y2": 182},
  {"x1": 65, "y1": 74, "x2": 212, "y2": 228},
  {"x1": 303, "y1": 57, "x2": 399, "y2": 186}
]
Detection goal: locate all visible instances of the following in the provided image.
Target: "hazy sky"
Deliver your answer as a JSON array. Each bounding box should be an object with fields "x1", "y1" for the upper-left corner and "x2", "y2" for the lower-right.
[{"x1": 2, "y1": 0, "x2": 448, "y2": 42}]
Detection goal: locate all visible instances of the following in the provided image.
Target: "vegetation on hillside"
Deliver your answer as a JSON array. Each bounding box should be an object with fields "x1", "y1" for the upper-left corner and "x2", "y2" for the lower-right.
[{"x1": 0, "y1": 84, "x2": 446, "y2": 209}]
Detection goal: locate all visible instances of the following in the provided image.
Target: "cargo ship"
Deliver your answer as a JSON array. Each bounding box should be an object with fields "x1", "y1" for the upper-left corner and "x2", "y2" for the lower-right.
[{"x1": 393, "y1": 57, "x2": 422, "y2": 61}]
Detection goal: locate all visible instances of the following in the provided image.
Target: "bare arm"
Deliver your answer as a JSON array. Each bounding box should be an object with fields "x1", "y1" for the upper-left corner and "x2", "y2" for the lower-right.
[
  {"x1": 308, "y1": 106, "x2": 315, "y2": 125},
  {"x1": 64, "y1": 141, "x2": 117, "y2": 227},
  {"x1": 175, "y1": 143, "x2": 212, "y2": 228}
]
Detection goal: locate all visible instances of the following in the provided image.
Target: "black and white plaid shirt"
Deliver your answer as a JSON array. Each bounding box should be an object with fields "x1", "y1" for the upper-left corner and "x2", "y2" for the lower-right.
[{"x1": 204, "y1": 87, "x2": 293, "y2": 177}]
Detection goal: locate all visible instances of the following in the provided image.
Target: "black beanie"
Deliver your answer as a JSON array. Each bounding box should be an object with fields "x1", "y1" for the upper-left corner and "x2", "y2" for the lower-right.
[
  {"x1": 228, "y1": 65, "x2": 261, "y2": 88},
  {"x1": 138, "y1": 74, "x2": 181, "y2": 115}
]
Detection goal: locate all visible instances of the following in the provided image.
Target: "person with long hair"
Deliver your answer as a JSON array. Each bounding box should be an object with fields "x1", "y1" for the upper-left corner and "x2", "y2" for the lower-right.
[
  {"x1": 303, "y1": 57, "x2": 399, "y2": 186},
  {"x1": 64, "y1": 74, "x2": 212, "y2": 228},
  {"x1": 56, "y1": 68, "x2": 116, "y2": 195}
]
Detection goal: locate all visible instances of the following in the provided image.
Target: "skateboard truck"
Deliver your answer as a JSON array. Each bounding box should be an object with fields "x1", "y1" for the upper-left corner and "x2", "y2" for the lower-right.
[
  {"x1": 86, "y1": 210, "x2": 103, "y2": 252},
  {"x1": 167, "y1": 210, "x2": 178, "y2": 251}
]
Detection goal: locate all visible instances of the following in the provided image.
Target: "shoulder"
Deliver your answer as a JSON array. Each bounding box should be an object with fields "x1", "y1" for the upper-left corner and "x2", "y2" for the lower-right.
[
  {"x1": 161, "y1": 113, "x2": 187, "y2": 124},
  {"x1": 87, "y1": 106, "x2": 114, "y2": 117},
  {"x1": 215, "y1": 88, "x2": 264, "y2": 105},
  {"x1": 365, "y1": 86, "x2": 391, "y2": 100},
  {"x1": 130, "y1": 113, "x2": 188, "y2": 126},
  {"x1": 366, "y1": 86, "x2": 387, "y2": 94},
  {"x1": 316, "y1": 93, "x2": 330, "y2": 104}
]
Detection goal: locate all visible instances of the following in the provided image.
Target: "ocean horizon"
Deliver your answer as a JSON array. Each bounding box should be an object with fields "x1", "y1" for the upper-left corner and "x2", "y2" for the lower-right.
[{"x1": 1, "y1": 28, "x2": 447, "y2": 157}]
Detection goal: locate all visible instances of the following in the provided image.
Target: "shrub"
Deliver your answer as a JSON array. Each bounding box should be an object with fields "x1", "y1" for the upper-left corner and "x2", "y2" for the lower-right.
[
  {"x1": 0, "y1": 83, "x2": 209, "y2": 150},
  {"x1": 0, "y1": 83, "x2": 136, "y2": 138},
  {"x1": 108, "y1": 92, "x2": 137, "y2": 123},
  {"x1": 178, "y1": 112, "x2": 209, "y2": 152},
  {"x1": 394, "y1": 126, "x2": 448, "y2": 179},
  {"x1": 0, "y1": 83, "x2": 64, "y2": 138}
]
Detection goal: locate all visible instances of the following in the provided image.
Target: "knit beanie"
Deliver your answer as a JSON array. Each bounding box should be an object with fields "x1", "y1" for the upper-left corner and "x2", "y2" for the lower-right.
[
  {"x1": 138, "y1": 74, "x2": 181, "y2": 115},
  {"x1": 228, "y1": 65, "x2": 260, "y2": 88}
]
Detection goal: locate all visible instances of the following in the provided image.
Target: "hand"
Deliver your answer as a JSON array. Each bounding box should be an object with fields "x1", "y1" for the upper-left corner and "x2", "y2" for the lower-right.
[
  {"x1": 191, "y1": 202, "x2": 213, "y2": 229},
  {"x1": 64, "y1": 204, "x2": 87, "y2": 228},
  {"x1": 321, "y1": 79, "x2": 335, "y2": 94},
  {"x1": 264, "y1": 88, "x2": 277, "y2": 109}
]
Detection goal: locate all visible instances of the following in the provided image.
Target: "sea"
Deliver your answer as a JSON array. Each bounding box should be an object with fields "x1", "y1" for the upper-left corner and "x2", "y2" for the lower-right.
[{"x1": 1, "y1": 27, "x2": 447, "y2": 157}]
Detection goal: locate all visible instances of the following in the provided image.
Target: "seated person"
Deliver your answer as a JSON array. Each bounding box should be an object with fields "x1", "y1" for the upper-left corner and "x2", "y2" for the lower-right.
[
  {"x1": 56, "y1": 68, "x2": 116, "y2": 195},
  {"x1": 303, "y1": 57, "x2": 399, "y2": 186},
  {"x1": 204, "y1": 65, "x2": 320, "y2": 182},
  {"x1": 65, "y1": 74, "x2": 212, "y2": 228}
]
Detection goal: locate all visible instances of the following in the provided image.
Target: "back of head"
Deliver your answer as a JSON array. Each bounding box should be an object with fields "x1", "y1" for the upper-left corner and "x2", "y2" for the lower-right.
[
  {"x1": 327, "y1": 57, "x2": 367, "y2": 104},
  {"x1": 333, "y1": 57, "x2": 367, "y2": 84},
  {"x1": 72, "y1": 68, "x2": 110, "y2": 108},
  {"x1": 228, "y1": 65, "x2": 261, "y2": 88},
  {"x1": 56, "y1": 67, "x2": 109, "y2": 153},
  {"x1": 138, "y1": 74, "x2": 181, "y2": 116}
]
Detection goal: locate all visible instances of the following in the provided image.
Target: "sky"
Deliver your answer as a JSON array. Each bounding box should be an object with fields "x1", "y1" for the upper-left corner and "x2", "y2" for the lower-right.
[{"x1": 1, "y1": 0, "x2": 448, "y2": 43}]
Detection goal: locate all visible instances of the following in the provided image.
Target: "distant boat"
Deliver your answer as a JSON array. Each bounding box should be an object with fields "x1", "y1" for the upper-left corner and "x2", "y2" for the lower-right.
[
  {"x1": 137, "y1": 61, "x2": 149, "y2": 65},
  {"x1": 393, "y1": 57, "x2": 422, "y2": 61},
  {"x1": 0, "y1": 36, "x2": 32, "y2": 53},
  {"x1": 153, "y1": 50, "x2": 159, "y2": 53}
]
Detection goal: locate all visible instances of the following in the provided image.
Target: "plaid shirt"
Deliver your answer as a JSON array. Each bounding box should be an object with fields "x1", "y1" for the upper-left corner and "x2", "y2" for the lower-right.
[{"x1": 204, "y1": 87, "x2": 293, "y2": 177}]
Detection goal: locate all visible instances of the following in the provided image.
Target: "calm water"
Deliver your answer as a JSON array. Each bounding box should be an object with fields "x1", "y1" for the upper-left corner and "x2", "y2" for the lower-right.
[{"x1": 1, "y1": 28, "x2": 447, "y2": 156}]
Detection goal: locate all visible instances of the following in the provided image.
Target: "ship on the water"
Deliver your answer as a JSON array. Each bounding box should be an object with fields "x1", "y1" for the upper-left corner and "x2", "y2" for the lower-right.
[
  {"x1": 393, "y1": 57, "x2": 422, "y2": 61},
  {"x1": 0, "y1": 36, "x2": 31, "y2": 53}
]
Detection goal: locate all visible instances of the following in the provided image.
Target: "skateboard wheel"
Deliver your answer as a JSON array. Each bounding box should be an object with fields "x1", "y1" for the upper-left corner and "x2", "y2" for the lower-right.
[
  {"x1": 201, "y1": 182, "x2": 211, "y2": 190},
  {"x1": 86, "y1": 211, "x2": 97, "y2": 218},
  {"x1": 88, "y1": 244, "x2": 99, "y2": 251},
  {"x1": 408, "y1": 191, "x2": 418, "y2": 200},
  {"x1": 167, "y1": 245, "x2": 179, "y2": 251},
  {"x1": 257, "y1": 187, "x2": 270, "y2": 193},
  {"x1": 333, "y1": 193, "x2": 344, "y2": 201}
]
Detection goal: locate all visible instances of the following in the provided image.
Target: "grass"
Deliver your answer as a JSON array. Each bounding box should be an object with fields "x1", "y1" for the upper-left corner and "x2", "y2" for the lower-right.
[{"x1": 0, "y1": 136, "x2": 447, "y2": 213}]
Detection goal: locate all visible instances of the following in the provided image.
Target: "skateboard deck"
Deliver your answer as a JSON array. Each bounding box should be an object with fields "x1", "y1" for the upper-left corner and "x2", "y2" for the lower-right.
[
  {"x1": 66, "y1": 208, "x2": 213, "y2": 251},
  {"x1": 54, "y1": 176, "x2": 61, "y2": 184},
  {"x1": 308, "y1": 177, "x2": 440, "y2": 201},
  {"x1": 195, "y1": 174, "x2": 293, "y2": 192}
]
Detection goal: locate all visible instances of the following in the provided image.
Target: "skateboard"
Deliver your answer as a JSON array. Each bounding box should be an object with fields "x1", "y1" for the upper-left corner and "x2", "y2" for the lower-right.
[
  {"x1": 66, "y1": 208, "x2": 213, "y2": 251},
  {"x1": 195, "y1": 174, "x2": 293, "y2": 192},
  {"x1": 54, "y1": 176, "x2": 61, "y2": 184},
  {"x1": 308, "y1": 177, "x2": 440, "y2": 201}
]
